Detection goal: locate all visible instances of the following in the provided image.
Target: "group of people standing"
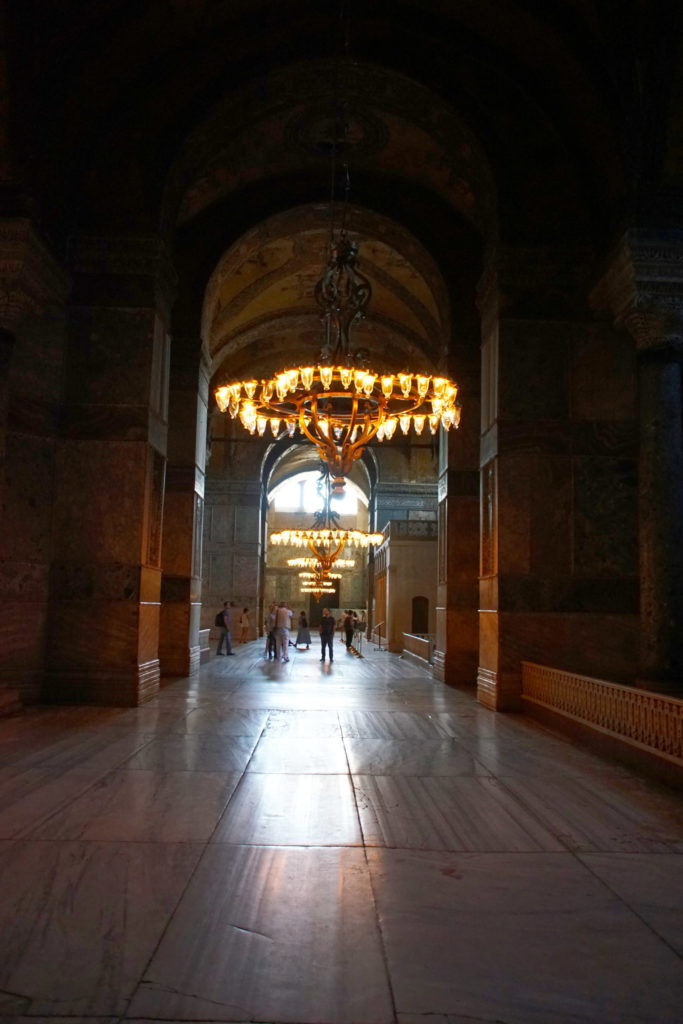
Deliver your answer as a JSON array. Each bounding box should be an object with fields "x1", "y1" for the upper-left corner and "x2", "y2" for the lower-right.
[
  {"x1": 263, "y1": 603, "x2": 311, "y2": 662},
  {"x1": 217, "y1": 601, "x2": 362, "y2": 663},
  {"x1": 263, "y1": 604, "x2": 361, "y2": 663},
  {"x1": 215, "y1": 602, "x2": 251, "y2": 655}
]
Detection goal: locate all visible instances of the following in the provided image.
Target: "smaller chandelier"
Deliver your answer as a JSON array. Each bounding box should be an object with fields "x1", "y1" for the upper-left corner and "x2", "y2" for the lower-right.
[
  {"x1": 299, "y1": 571, "x2": 343, "y2": 580},
  {"x1": 288, "y1": 557, "x2": 356, "y2": 569},
  {"x1": 301, "y1": 583, "x2": 336, "y2": 595},
  {"x1": 270, "y1": 470, "x2": 383, "y2": 572},
  {"x1": 272, "y1": 528, "x2": 383, "y2": 549}
]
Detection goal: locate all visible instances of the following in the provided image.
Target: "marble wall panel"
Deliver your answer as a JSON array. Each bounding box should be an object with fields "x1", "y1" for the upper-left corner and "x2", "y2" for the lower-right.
[
  {"x1": 498, "y1": 321, "x2": 569, "y2": 420},
  {"x1": 574, "y1": 457, "x2": 638, "y2": 577},
  {"x1": 66, "y1": 307, "x2": 155, "y2": 409},
  {"x1": 0, "y1": 600, "x2": 45, "y2": 701},
  {"x1": 167, "y1": 390, "x2": 202, "y2": 466},
  {"x1": 53, "y1": 442, "x2": 147, "y2": 563},
  {"x1": 139, "y1": 566, "x2": 161, "y2": 604},
  {"x1": 1, "y1": 435, "x2": 55, "y2": 561},
  {"x1": 498, "y1": 575, "x2": 638, "y2": 614},
  {"x1": 50, "y1": 562, "x2": 142, "y2": 602},
  {"x1": 571, "y1": 420, "x2": 637, "y2": 458},
  {"x1": 10, "y1": 314, "x2": 66, "y2": 420},
  {"x1": 498, "y1": 611, "x2": 638, "y2": 685},
  {"x1": 444, "y1": 609, "x2": 479, "y2": 686},
  {"x1": 159, "y1": 601, "x2": 196, "y2": 677},
  {"x1": 234, "y1": 505, "x2": 260, "y2": 543},
  {"x1": 232, "y1": 553, "x2": 259, "y2": 607},
  {"x1": 530, "y1": 454, "x2": 572, "y2": 575},
  {"x1": 447, "y1": 494, "x2": 479, "y2": 580},
  {"x1": 571, "y1": 325, "x2": 636, "y2": 421},
  {"x1": 206, "y1": 503, "x2": 234, "y2": 544},
  {"x1": 497, "y1": 454, "x2": 532, "y2": 574},
  {"x1": 160, "y1": 490, "x2": 195, "y2": 576},
  {"x1": 478, "y1": 610, "x2": 500, "y2": 677},
  {"x1": 48, "y1": 600, "x2": 140, "y2": 672},
  {"x1": 160, "y1": 575, "x2": 192, "y2": 603},
  {"x1": 138, "y1": 600, "x2": 160, "y2": 665},
  {"x1": 207, "y1": 552, "x2": 231, "y2": 595}
]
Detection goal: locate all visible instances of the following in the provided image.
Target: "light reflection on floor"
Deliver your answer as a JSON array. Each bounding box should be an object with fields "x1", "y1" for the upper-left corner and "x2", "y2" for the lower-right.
[{"x1": 0, "y1": 641, "x2": 682, "y2": 1023}]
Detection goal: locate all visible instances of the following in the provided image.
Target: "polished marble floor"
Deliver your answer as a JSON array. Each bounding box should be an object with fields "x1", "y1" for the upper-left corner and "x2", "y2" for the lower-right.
[{"x1": 1, "y1": 641, "x2": 682, "y2": 1024}]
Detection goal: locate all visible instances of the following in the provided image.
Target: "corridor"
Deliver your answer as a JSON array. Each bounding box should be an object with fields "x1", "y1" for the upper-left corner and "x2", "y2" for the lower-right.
[{"x1": 0, "y1": 643, "x2": 682, "y2": 1024}]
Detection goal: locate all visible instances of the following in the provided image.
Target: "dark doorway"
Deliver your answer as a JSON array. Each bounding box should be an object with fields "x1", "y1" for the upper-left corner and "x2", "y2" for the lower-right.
[
  {"x1": 308, "y1": 580, "x2": 341, "y2": 627},
  {"x1": 411, "y1": 595, "x2": 429, "y2": 634}
]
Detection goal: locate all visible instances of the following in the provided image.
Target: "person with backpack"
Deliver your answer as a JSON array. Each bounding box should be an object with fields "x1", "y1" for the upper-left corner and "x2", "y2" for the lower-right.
[{"x1": 215, "y1": 601, "x2": 234, "y2": 655}]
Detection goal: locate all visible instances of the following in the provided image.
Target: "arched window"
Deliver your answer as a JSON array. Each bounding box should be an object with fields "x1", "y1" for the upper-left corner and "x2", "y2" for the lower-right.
[{"x1": 270, "y1": 471, "x2": 365, "y2": 515}]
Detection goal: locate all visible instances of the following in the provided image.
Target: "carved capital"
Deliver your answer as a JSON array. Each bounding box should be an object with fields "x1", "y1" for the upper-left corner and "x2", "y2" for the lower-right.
[
  {"x1": 591, "y1": 231, "x2": 683, "y2": 351},
  {"x1": 0, "y1": 218, "x2": 70, "y2": 330}
]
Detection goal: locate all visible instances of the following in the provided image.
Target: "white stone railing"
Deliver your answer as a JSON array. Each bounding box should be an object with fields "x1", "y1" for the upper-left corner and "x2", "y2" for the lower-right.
[
  {"x1": 521, "y1": 661, "x2": 683, "y2": 765},
  {"x1": 402, "y1": 632, "x2": 434, "y2": 665}
]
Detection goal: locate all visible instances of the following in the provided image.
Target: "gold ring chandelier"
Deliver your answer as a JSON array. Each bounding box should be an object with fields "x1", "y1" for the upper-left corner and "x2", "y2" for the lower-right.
[
  {"x1": 287, "y1": 556, "x2": 356, "y2": 569},
  {"x1": 271, "y1": 470, "x2": 383, "y2": 582},
  {"x1": 215, "y1": 238, "x2": 461, "y2": 493},
  {"x1": 299, "y1": 567, "x2": 340, "y2": 596}
]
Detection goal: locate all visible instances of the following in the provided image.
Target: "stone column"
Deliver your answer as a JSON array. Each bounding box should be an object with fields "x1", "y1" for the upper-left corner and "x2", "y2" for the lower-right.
[
  {"x1": 45, "y1": 236, "x2": 176, "y2": 706},
  {"x1": 433, "y1": 356, "x2": 480, "y2": 686},
  {"x1": 593, "y1": 231, "x2": 683, "y2": 691},
  {"x1": 478, "y1": 248, "x2": 639, "y2": 710},
  {"x1": 158, "y1": 345, "x2": 209, "y2": 678},
  {"x1": 0, "y1": 218, "x2": 70, "y2": 705}
]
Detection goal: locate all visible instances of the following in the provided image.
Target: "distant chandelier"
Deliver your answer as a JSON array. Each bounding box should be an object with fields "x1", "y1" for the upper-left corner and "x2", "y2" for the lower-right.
[
  {"x1": 272, "y1": 523, "x2": 383, "y2": 576},
  {"x1": 270, "y1": 469, "x2": 383, "y2": 570},
  {"x1": 299, "y1": 571, "x2": 343, "y2": 580},
  {"x1": 287, "y1": 556, "x2": 356, "y2": 569},
  {"x1": 299, "y1": 567, "x2": 340, "y2": 597},
  {"x1": 215, "y1": 236, "x2": 461, "y2": 493}
]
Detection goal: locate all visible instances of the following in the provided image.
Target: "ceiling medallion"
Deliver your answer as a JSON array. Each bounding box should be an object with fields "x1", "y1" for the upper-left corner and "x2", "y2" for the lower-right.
[{"x1": 215, "y1": 235, "x2": 461, "y2": 494}]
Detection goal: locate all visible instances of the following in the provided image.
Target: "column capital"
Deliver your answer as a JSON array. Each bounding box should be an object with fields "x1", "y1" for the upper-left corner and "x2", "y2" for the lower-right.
[
  {"x1": 591, "y1": 230, "x2": 683, "y2": 351},
  {"x1": 0, "y1": 217, "x2": 70, "y2": 330}
]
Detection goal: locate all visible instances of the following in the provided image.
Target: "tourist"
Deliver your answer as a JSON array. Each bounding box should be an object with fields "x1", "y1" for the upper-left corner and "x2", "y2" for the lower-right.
[
  {"x1": 319, "y1": 608, "x2": 335, "y2": 663},
  {"x1": 274, "y1": 601, "x2": 293, "y2": 662},
  {"x1": 295, "y1": 610, "x2": 311, "y2": 649},
  {"x1": 216, "y1": 601, "x2": 235, "y2": 656}
]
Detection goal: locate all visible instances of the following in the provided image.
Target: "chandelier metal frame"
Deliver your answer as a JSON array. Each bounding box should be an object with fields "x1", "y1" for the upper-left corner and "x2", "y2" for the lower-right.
[{"x1": 215, "y1": 237, "x2": 461, "y2": 493}]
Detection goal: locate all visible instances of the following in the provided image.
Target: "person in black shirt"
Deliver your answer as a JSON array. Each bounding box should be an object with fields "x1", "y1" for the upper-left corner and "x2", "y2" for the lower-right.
[{"x1": 319, "y1": 608, "x2": 335, "y2": 663}]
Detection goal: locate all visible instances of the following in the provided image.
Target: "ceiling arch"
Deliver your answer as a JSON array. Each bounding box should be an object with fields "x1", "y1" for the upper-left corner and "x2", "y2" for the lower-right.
[
  {"x1": 6, "y1": 0, "x2": 638, "y2": 251},
  {"x1": 204, "y1": 202, "x2": 454, "y2": 384}
]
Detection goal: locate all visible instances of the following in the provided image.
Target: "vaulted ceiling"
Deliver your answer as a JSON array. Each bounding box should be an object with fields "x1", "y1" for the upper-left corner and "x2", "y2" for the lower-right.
[{"x1": 5, "y1": 0, "x2": 682, "y2": 383}]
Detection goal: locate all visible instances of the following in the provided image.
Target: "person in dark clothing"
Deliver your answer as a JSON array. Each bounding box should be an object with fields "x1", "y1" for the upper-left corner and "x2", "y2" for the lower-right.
[
  {"x1": 216, "y1": 601, "x2": 235, "y2": 655},
  {"x1": 343, "y1": 609, "x2": 354, "y2": 650},
  {"x1": 319, "y1": 608, "x2": 335, "y2": 663}
]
